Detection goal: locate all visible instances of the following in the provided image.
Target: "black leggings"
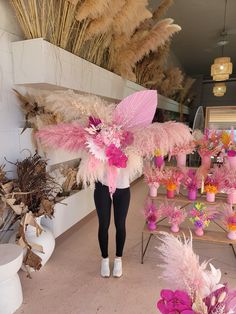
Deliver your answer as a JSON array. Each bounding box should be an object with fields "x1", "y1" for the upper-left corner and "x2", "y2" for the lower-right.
[{"x1": 94, "y1": 182, "x2": 131, "y2": 258}]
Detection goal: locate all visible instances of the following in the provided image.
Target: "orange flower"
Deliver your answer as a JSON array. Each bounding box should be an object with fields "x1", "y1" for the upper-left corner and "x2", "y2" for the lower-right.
[
  {"x1": 204, "y1": 184, "x2": 218, "y2": 194},
  {"x1": 167, "y1": 182, "x2": 177, "y2": 191}
]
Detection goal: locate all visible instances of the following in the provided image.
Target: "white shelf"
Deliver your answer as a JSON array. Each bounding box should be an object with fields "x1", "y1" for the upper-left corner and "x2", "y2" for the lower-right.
[
  {"x1": 12, "y1": 38, "x2": 189, "y2": 114},
  {"x1": 41, "y1": 188, "x2": 94, "y2": 238}
]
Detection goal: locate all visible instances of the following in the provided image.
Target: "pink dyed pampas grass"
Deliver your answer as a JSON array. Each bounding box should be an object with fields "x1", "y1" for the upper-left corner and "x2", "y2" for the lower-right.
[{"x1": 36, "y1": 123, "x2": 87, "y2": 151}]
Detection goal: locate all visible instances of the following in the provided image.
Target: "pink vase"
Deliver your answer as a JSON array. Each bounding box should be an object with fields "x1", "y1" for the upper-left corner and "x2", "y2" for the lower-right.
[
  {"x1": 201, "y1": 155, "x2": 211, "y2": 169},
  {"x1": 147, "y1": 221, "x2": 157, "y2": 231},
  {"x1": 188, "y1": 189, "x2": 197, "y2": 201},
  {"x1": 195, "y1": 227, "x2": 204, "y2": 237},
  {"x1": 227, "y1": 230, "x2": 236, "y2": 240},
  {"x1": 167, "y1": 189, "x2": 175, "y2": 199},
  {"x1": 206, "y1": 192, "x2": 215, "y2": 202},
  {"x1": 149, "y1": 184, "x2": 159, "y2": 197},
  {"x1": 228, "y1": 156, "x2": 236, "y2": 171},
  {"x1": 176, "y1": 153, "x2": 186, "y2": 168},
  {"x1": 227, "y1": 190, "x2": 236, "y2": 204},
  {"x1": 154, "y1": 156, "x2": 164, "y2": 169},
  {"x1": 171, "y1": 224, "x2": 179, "y2": 233}
]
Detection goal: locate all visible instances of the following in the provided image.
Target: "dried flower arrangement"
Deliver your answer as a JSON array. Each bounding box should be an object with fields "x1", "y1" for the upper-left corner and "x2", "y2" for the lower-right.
[
  {"x1": 159, "y1": 202, "x2": 186, "y2": 228},
  {"x1": 11, "y1": 0, "x2": 181, "y2": 83},
  {"x1": 0, "y1": 153, "x2": 57, "y2": 271},
  {"x1": 143, "y1": 199, "x2": 161, "y2": 225},
  {"x1": 193, "y1": 129, "x2": 222, "y2": 158},
  {"x1": 204, "y1": 166, "x2": 225, "y2": 195},
  {"x1": 160, "y1": 168, "x2": 184, "y2": 192},
  {"x1": 189, "y1": 202, "x2": 216, "y2": 230},
  {"x1": 182, "y1": 168, "x2": 200, "y2": 191},
  {"x1": 143, "y1": 163, "x2": 164, "y2": 188},
  {"x1": 157, "y1": 232, "x2": 236, "y2": 314},
  {"x1": 221, "y1": 204, "x2": 236, "y2": 235}
]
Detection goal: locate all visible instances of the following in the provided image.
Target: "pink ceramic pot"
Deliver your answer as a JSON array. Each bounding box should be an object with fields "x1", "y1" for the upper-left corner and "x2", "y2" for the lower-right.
[
  {"x1": 227, "y1": 231, "x2": 236, "y2": 240},
  {"x1": 154, "y1": 156, "x2": 164, "y2": 169},
  {"x1": 176, "y1": 153, "x2": 186, "y2": 168},
  {"x1": 206, "y1": 192, "x2": 215, "y2": 203},
  {"x1": 201, "y1": 155, "x2": 211, "y2": 169},
  {"x1": 149, "y1": 184, "x2": 159, "y2": 197},
  {"x1": 188, "y1": 189, "x2": 197, "y2": 201},
  {"x1": 167, "y1": 189, "x2": 175, "y2": 199},
  {"x1": 147, "y1": 221, "x2": 157, "y2": 231},
  {"x1": 228, "y1": 155, "x2": 236, "y2": 171},
  {"x1": 227, "y1": 190, "x2": 236, "y2": 204},
  {"x1": 170, "y1": 224, "x2": 179, "y2": 233},
  {"x1": 195, "y1": 227, "x2": 204, "y2": 237}
]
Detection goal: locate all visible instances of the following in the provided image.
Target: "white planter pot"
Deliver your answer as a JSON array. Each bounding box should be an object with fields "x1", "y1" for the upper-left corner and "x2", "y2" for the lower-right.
[{"x1": 0, "y1": 244, "x2": 23, "y2": 314}]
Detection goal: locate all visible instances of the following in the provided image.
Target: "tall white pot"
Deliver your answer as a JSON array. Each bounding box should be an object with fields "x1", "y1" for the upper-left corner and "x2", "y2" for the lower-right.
[{"x1": 25, "y1": 216, "x2": 55, "y2": 267}]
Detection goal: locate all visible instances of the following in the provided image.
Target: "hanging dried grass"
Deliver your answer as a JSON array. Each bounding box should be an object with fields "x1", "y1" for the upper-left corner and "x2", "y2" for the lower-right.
[
  {"x1": 113, "y1": 18, "x2": 181, "y2": 81},
  {"x1": 176, "y1": 77, "x2": 196, "y2": 103}
]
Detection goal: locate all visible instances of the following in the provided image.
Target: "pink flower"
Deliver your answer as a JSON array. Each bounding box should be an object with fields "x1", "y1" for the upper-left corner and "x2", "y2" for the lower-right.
[
  {"x1": 121, "y1": 131, "x2": 134, "y2": 147},
  {"x1": 228, "y1": 149, "x2": 236, "y2": 157},
  {"x1": 157, "y1": 289, "x2": 194, "y2": 314},
  {"x1": 88, "y1": 116, "x2": 102, "y2": 127},
  {"x1": 105, "y1": 144, "x2": 128, "y2": 168}
]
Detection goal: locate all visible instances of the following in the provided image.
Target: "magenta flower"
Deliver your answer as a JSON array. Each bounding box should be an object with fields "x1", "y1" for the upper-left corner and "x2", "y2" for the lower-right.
[
  {"x1": 105, "y1": 144, "x2": 128, "y2": 168},
  {"x1": 228, "y1": 149, "x2": 236, "y2": 157},
  {"x1": 157, "y1": 289, "x2": 195, "y2": 314},
  {"x1": 88, "y1": 116, "x2": 102, "y2": 128}
]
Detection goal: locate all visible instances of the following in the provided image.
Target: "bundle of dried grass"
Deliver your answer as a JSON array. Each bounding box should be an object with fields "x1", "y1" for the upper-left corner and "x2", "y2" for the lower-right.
[
  {"x1": 14, "y1": 153, "x2": 55, "y2": 218},
  {"x1": 14, "y1": 89, "x2": 59, "y2": 131},
  {"x1": 159, "y1": 67, "x2": 184, "y2": 97},
  {"x1": 75, "y1": 0, "x2": 110, "y2": 21},
  {"x1": 113, "y1": 18, "x2": 181, "y2": 81},
  {"x1": 136, "y1": 42, "x2": 170, "y2": 85},
  {"x1": 175, "y1": 76, "x2": 196, "y2": 104},
  {"x1": 11, "y1": 0, "x2": 80, "y2": 49}
]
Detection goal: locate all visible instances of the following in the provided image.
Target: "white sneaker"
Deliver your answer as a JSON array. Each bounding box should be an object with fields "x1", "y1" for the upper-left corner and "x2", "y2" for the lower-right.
[
  {"x1": 113, "y1": 257, "x2": 122, "y2": 278},
  {"x1": 101, "y1": 258, "x2": 110, "y2": 278}
]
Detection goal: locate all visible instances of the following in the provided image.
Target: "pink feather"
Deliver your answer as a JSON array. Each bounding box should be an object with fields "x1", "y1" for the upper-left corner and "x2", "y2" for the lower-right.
[
  {"x1": 113, "y1": 90, "x2": 157, "y2": 129},
  {"x1": 36, "y1": 123, "x2": 87, "y2": 152}
]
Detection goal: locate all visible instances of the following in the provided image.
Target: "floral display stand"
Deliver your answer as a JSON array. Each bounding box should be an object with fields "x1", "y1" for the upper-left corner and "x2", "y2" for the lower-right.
[{"x1": 141, "y1": 192, "x2": 236, "y2": 264}]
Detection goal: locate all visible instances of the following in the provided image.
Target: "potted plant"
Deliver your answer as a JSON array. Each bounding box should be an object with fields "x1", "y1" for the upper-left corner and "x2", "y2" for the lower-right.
[
  {"x1": 189, "y1": 202, "x2": 216, "y2": 236},
  {"x1": 159, "y1": 202, "x2": 186, "y2": 233},
  {"x1": 161, "y1": 168, "x2": 184, "y2": 199},
  {"x1": 143, "y1": 199, "x2": 161, "y2": 231}
]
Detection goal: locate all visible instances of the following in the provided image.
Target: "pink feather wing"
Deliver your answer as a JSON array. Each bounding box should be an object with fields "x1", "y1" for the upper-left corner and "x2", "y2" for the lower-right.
[
  {"x1": 113, "y1": 90, "x2": 157, "y2": 129},
  {"x1": 36, "y1": 123, "x2": 87, "y2": 152}
]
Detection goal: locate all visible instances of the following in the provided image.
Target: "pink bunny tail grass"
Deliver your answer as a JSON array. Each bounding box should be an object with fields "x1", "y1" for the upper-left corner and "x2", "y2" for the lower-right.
[
  {"x1": 113, "y1": 90, "x2": 157, "y2": 129},
  {"x1": 36, "y1": 123, "x2": 87, "y2": 152}
]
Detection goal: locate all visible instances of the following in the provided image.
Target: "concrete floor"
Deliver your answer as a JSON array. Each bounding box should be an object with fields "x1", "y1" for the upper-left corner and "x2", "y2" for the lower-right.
[{"x1": 16, "y1": 181, "x2": 236, "y2": 314}]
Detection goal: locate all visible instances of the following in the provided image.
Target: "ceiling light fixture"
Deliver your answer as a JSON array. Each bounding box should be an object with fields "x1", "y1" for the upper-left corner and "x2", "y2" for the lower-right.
[
  {"x1": 211, "y1": 0, "x2": 233, "y2": 83},
  {"x1": 213, "y1": 82, "x2": 227, "y2": 97}
]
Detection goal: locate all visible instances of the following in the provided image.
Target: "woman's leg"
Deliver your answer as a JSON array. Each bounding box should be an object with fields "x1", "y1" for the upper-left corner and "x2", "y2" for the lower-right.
[
  {"x1": 94, "y1": 182, "x2": 112, "y2": 258},
  {"x1": 113, "y1": 187, "x2": 131, "y2": 257}
]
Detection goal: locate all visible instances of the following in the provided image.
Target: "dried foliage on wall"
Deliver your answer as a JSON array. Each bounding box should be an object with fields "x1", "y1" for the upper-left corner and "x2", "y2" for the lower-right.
[{"x1": 11, "y1": 0, "x2": 181, "y2": 83}]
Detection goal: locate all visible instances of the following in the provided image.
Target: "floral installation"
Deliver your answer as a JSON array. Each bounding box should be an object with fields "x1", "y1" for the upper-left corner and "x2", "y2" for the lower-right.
[
  {"x1": 221, "y1": 204, "x2": 236, "y2": 233},
  {"x1": 221, "y1": 166, "x2": 236, "y2": 193},
  {"x1": 220, "y1": 129, "x2": 236, "y2": 156},
  {"x1": 189, "y1": 202, "x2": 216, "y2": 230},
  {"x1": 182, "y1": 168, "x2": 200, "y2": 191},
  {"x1": 143, "y1": 163, "x2": 164, "y2": 188},
  {"x1": 193, "y1": 129, "x2": 222, "y2": 158},
  {"x1": 156, "y1": 232, "x2": 236, "y2": 314},
  {"x1": 37, "y1": 90, "x2": 158, "y2": 194},
  {"x1": 204, "y1": 166, "x2": 225, "y2": 195},
  {"x1": 159, "y1": 202, "x2": 186, "y2": 227},
  {"x1": 160, "y1": 167, "x2": 184, "y2": 192},
  {"x1": 144, "y1": 199, "x2": 161, "y2": 225}
]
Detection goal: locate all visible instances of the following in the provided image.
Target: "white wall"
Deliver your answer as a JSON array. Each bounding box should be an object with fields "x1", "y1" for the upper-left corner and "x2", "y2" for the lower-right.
[{"x1": 0, "y1": 0, "x2": 26, "y2": 172}]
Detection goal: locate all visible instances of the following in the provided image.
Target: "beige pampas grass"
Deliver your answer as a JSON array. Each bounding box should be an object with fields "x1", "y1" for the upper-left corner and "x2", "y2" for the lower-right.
[
  {"x1": 176, "y1": 77, "x2": 196, "y2": 103},
  {"x1": 114, "y1": 18, "x2": 181, "y2": 81},
  {"x1": 75, "y1": 0, "x2": 110, "y2": 21},
  {"x1": 84, "y1": 1, "x2": 125, "y2": 40},
  {"x1": 112, "y1": 0, "x2": 152, "y2": 37},
  {"x1": 160, "y1": 67, "x2": 184, "y2": 97},
  {"x1": 152, "y1": 0, "x2": 174, "y2": 21}
]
